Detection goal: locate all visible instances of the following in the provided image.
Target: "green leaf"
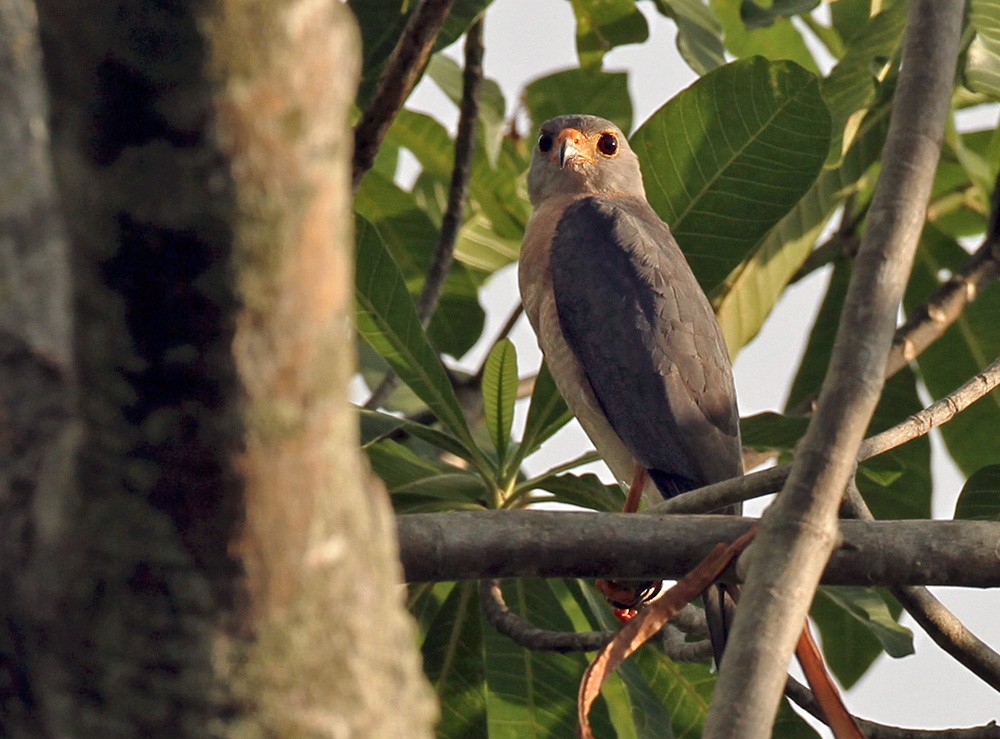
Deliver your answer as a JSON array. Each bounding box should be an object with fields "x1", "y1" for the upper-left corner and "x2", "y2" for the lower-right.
[
  {"x1": 819, "y1": 588, "x2": 914, "y2": 659},
  {"x1": 652, "y1": 0, "x2": 726, "y2": 75},
  {"x1": 354, "y1": 217, "x2": 480, "y2": 457},
  {"x1": 482, "y1": 339, "x2": 518, "y2": 466},
  {"x1": 568, "y1": 0, "x2": 649, "y2": 71},
  {"x1": 906, "y1": 228, "x2": 1000, "y2": 475},
  {"x1": 739, "y1": 412, "x2": 809, "y2": 452},
  {"x1": 524, "y1": 67, "x2": 634, "y2": 135},
  {"x1": 830, "y1": 0, "x2": 877, "y2": 45},
  {"x1": 954, "y1": 465, "x2": 1000, "y2": 521},
  {"x1": 631, "y1": 57, "x2": 831, "y2": 296},
  {"x1": 529, "y1": 472, "x2": 625, "y2": 512},
  {"x1": 480, "y1": 580, "x2": 617, "y2": 738},
  {"x1": 421, "y1": 582, "x2": 488, "y2": 736},
  {"x1": 819, "y1": 3, "x2": 905, "y2": 164},
  {"x1": 710, "y1": 0, "x2": 820, "y2": 74},
  {"x1": 965, "y1": 0, "x2": 1000, "y2": 100},
  {"x1": 513, "y1": 362, "x2": 573, "y2": 468},
  {"x1": 358, "y1": 407, "x2": 478, "y2": 463},
  {"x1": 355, "y1": 170, "x2": 486, "y2": 358},
  {"x1": 714, "y1": 102, "x2": 889, "y2": 352},
  {"x1": 740, "y1": 0, "x2": 819, "y2": 30},
  {"x1": 386, "y1": 108, "x2": 454, "y2": 181},
  {"x1": 786, "y1": 260, "x2": 931, "y2": 521}
]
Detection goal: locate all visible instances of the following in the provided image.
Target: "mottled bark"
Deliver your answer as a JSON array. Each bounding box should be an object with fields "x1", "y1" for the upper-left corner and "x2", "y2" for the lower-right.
[{"x1": 2, "y1": 0, "x2": 434, "y2": 735}]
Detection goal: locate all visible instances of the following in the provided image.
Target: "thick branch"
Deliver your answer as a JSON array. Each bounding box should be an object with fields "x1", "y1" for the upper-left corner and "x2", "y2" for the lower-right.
[
  {"x1": 705, "y1": 4, "x2": 964, "y2": 734},
  {"x1": 396, "y1": 512, "x2": 1000, "y2": 587},
  {"x1": 352, "y1": 0, "x2": 455, "y2": 191}
]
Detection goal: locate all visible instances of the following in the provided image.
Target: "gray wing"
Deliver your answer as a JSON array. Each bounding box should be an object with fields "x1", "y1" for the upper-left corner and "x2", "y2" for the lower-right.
[{"x1": 550, "y1": 196, "x2": 741, "y2": 497}]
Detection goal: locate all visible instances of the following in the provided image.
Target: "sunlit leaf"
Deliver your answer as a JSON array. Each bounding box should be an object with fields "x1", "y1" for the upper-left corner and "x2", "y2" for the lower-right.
[
  {"x1": 515, "y1": 362, "x2": 573, "y2": 467},
  {"x1": 965, "y1": 0, "x2": 1000, "y2": 100},
  {"x1": 820, "y1": 2, "x2": 904, "y2": 164},
  {"x1": 427, "y1": 54, "x2": 508, "y2": 164},
  {"x1": 651, "y1": 0, "x2": 726, "y2": 75},
  {"x1": 355, "y1": 217, "x2": 480, "y2": 457},
  {"x1": 525, "y1": 68, "x2": 634, "y2": 134},
  {"x1": 568, "y1": 0, "x2": 649, "y2": 70},
  {"x1": 632, "y1": 57, "x2": 831, "y2": 296},
  {"x1": 954, "y1": 465, "x2": 1000, "y2": 521},
  {"x1": 714, "y1": 103, "x2": 889, "y2": 352},
  {"x1": 482, "y1": 339, "x2": 518, "y2": 466}
]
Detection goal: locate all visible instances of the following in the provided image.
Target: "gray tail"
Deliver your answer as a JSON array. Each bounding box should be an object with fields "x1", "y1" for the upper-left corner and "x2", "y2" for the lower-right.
[{"x1": 702, "y1": 582, "x2": 739, "y2": 669}]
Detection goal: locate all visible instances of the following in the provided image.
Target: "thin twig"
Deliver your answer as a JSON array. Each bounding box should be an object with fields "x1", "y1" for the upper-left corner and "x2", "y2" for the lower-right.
[
  {"x1": 839, "y1": 479, "x2": 1000, "y2": 693},
  {"x1": 784, "y1": 677, "x2": 1000, "y2": 738},
  {"x1": 652, "y1": 351, "x2": 1000, "y2": 516},
  {"x1": 705, "y1": 4, "x2": 964, "y2": 734},
  {"x1": 479, "y1": 579, "x2": 613, "y2": 652},
  {"x1": 884, "y1": 175, "x2": 1000, "y2": 378},
  {"x1": 352, "y1": 0, "x2": 456, "y2": 191},
  {"x1": 364, "y1": 18, "x2": 483, "y2": 410}
]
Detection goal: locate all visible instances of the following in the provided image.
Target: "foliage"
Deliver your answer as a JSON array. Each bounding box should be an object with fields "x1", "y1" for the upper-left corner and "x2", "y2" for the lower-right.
[{"x1": 351, "y1": 1, "x2": 1000, "y2": 735}]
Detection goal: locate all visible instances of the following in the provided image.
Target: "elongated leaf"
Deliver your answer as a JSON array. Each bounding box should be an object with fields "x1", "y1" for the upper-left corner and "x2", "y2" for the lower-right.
[
  {"x1": 812, "y1": 587, "x2": 912, "y2": 688},
  {"x1": 820, "y1": 3, "x2": 904, "y2": 164},
  {"x1": 739, "y1": 412, "x2": 809, "y2": 452},
  {"x1": 524, "y1": 68, "x2": 634, "y2": 134},
  {"x1": 965, "y1": 0, "x2": 1000, "y2": 100},
  {"x1": 714, "y1": 103, "x2": 889, "y2": 352},
  {"x1": 482, "y1": 339, "x2": 518, "y2": 466},
  {"x1": 481, "y1": 579, "x2": 616, "y2": 738},
  {"x1": 652, "y1": 0, "x2": 725, "y2": 75},
  {"x1": 906, "y1": 228, "x2": 1000, "y2": 475},
  {"x1": 513, "y1": 362, "x2": 573, "y2": 468},
  {"x1": 631, "y1": 57, "x2": 831, "y2": 296},
  {"x1": 530, "y1": 472, "x2": 625, "y2": 512},
  {"x1": 358, "y1": 407, "x2": 478, "y2": 464},
  {"x1": 421, "y1": 582, "x2": 488, "y2": 737},
  {"x1": 354, "y1": 217, "x2": 476, "y2": 449},
  {"x1": 568, "y1": 0, "x2": 649, "y2": 71},
  {"x1": 740, "y1": 0, "x2": 818, "y2": 30},
  {"x1": 954, "y1": 465, "x2": 1000, "y2": 521}
]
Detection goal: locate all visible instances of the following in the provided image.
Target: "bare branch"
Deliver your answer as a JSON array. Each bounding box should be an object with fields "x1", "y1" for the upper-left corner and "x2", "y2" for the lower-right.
[
  {"x1": 365, "y1": 18, "x2": 483, "y2": 409},
  {"x1": 479, "y1": 579, "x2": 613, "y2": 652},
  {"x1": 884, "y1": 173, "x2": 1000, "y2": 379},
  {"x1": 706, "y1": 4, "x2": 965, "y2": 728},
  {"x1": 396, "y1": 512, "x2": 1000, "y2": 587},
  {"x1": 352, "y1": 0, "x2": 456, "y2": 191}
]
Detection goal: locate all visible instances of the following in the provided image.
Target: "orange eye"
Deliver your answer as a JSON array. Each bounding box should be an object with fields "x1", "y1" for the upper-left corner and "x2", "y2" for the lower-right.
[
  {"x1": 538, "y1": 132, "x2": 554, "y2": 153},
  {"x1": 597, "y1": 133, "x2": 618, "y2": 156}
]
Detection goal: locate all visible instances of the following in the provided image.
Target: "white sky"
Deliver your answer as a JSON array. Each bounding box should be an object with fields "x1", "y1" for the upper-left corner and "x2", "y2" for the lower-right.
[{"x1": 402, "y1": 1, "x2": 1000, "y2": 732}]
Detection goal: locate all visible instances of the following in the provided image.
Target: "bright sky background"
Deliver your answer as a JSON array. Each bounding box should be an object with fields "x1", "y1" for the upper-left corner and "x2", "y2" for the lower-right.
[{"x1": 402, "y1": 1, "x2": 1000, "y2": 732}]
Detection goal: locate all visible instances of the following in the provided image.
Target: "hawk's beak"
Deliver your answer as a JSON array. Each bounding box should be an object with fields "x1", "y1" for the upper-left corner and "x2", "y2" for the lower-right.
[{"x1": 557, "y1": 128, "x2": 585, "y2": 169}]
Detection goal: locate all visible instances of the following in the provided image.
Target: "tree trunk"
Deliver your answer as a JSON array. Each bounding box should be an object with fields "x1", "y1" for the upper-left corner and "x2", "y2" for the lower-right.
[{"x1": 1, "y1": 0, "x2": 436, "y2": 734}]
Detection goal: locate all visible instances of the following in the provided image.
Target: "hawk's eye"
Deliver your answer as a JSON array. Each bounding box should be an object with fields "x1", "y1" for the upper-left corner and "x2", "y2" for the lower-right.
[
  {"x1": 597, "y1": 133, "x2": 618, "y2": 156},
  {"x1": 537, "y1": 132, "x2": 554, "y2": 153}
]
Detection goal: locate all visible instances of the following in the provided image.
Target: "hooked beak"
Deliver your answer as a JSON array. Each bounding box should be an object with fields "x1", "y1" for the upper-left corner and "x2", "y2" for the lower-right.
[{"x1": 557, "y1": 128, "x2": 585, "y2": 169}]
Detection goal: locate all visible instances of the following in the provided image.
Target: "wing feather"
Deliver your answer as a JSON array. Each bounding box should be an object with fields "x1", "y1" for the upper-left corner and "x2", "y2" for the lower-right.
[{"x1": 550, "y1": 196, "x2": 741, "y2": 496}]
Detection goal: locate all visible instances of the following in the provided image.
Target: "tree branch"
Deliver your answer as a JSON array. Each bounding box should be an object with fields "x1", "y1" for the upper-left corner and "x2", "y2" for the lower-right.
[
  {"x1": 703, "y1": 4, "x2": 965, "y2": 732},
  {"x1": 884, "y1": 173, "x2": 1000, "y2": 380},
  {"x1": 396, "y1": 512, "x2": 1000, "y2": 586},
  {"x1": 364, "y1": 17, "x2": 483, "y2": 410},
  {"x1": 352, "y1": 0, "x2": 455, "y2": 191}
]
